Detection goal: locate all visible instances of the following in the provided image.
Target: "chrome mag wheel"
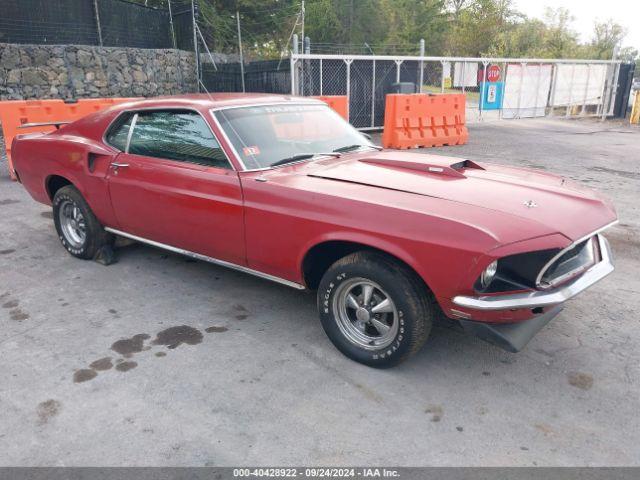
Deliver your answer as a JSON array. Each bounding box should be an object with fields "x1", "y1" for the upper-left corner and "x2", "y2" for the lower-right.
[
  {"x1": 58, "y1": 199, "x2": 87, "y2": 249},
  {"x1": 332, "y1": 277, "x2": 399, "y2": 350}
]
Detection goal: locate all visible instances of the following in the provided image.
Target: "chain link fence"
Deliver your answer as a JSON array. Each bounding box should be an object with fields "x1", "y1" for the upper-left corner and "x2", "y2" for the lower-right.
[
  {"x1": 292, "y1": 54, "x2": 626, "y2": 129},
  {"x1": 0, "y1": 0, "x2": 193, "y2": 50},
  {"x1": 202, "y1": 59, "x2": 290, "y2": 94}
]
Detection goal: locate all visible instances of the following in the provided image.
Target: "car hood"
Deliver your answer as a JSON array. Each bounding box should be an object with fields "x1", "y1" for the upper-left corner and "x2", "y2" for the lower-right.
[{"x1": 305, "y1": 151, "x2": 617, "y2": 241}]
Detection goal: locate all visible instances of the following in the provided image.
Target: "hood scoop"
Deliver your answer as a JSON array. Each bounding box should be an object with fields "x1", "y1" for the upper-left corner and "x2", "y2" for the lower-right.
[{"x1": 358, "y1": 154, "x2": 484, "y2": 179}]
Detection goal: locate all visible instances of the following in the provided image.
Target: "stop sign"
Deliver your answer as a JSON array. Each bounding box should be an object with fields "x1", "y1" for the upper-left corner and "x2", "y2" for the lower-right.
[{"x1": 486, "y1": 65, "x2": 501, "y2": 82}]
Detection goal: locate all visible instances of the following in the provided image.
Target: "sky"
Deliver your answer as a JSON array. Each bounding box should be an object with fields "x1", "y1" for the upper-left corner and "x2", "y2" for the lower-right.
[{"x1": 513, "y1": 0, "x2": 640, "y2": 52}]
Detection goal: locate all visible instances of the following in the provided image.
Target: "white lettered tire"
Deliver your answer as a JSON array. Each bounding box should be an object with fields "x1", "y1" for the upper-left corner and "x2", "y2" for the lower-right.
[
  {"x1": 52, "y1": 185, "x2": 112, "y2": 259},
  {"x1": 317, "y1": 251, "x2": 434, "y2": 368}
]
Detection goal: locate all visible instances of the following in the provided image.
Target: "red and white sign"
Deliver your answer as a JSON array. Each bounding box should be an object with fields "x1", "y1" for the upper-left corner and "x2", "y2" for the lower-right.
[{"x1": 486, "y1": 65, "x2": 501, "y2": 82}]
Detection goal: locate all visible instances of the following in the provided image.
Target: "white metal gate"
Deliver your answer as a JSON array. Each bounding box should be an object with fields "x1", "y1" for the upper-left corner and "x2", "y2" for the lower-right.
[{"x1": 291, "y1": 53, "x2": 622, "y2": 129}]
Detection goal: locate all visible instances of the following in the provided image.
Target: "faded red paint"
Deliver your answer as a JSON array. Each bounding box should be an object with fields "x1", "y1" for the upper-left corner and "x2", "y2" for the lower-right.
[{"x1": 10, "y1": 94, "x2": 617, "y2": 325}]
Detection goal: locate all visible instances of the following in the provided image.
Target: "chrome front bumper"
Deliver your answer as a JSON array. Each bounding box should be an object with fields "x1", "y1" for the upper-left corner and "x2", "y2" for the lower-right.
[{"x1": 452, "y1": 234, "x2": 614, "y2": 311}]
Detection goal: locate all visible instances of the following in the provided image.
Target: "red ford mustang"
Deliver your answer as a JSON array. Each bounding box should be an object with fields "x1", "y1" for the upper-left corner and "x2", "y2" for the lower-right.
[{"x1": 11, "y1": 93, "x2": 617, "y2": 367}]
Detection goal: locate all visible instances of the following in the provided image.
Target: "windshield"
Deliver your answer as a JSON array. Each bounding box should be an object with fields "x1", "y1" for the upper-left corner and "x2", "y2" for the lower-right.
[{"x1": 213, "y1": 104, "x2": 375, "y2": 169}]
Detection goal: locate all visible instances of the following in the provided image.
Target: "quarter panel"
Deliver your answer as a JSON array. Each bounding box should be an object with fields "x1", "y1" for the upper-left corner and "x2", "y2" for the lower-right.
[{"x1": 12, "y1": 135, "x2": 118, "y2": 226}]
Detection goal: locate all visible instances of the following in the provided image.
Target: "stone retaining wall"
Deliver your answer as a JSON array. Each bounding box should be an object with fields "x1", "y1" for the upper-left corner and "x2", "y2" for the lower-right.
[{"x1": 0, "y1": 43, "x2": 198, "y2": 100}]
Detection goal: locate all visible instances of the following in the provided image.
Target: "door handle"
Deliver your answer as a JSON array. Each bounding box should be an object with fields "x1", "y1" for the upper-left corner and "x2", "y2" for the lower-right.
[{"x1": 111, "y1": 162, "x2": 130, "y2": 168}]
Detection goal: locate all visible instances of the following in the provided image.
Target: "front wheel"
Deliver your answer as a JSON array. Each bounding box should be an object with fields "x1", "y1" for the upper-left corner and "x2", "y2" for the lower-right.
[
  {"x1": 317, "y1": 251, "x2": 433, "y2": 368},
  {"x1": 52, "y1": 185, "x2": 112, "y2": 259}
]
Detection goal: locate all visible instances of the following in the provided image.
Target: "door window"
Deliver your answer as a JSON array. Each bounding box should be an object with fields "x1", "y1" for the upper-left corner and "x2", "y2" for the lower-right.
[{"x1": 127, "y1": 110, "x2": 231, "y2": 169}]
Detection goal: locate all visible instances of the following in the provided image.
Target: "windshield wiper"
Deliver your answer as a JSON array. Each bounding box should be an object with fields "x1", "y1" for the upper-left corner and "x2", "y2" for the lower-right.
[
  {"x1": 333, "y1": 144, "x2": 383, "y2": 153},
  {"x1": 270, "y1": 152, "x2": 341, "y2": 168}
]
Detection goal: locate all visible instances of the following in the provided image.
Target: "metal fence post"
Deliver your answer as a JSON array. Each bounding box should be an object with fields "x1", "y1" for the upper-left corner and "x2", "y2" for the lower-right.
[
  {"x1": 292, "y1": 34, "x2": 299, "y2": 95},
  {"x1": 565, "y1": 64, "x2": 576, "y2": 117},
  {"x1": 319, "y1": 58, "x2": 323, "y2": 95},
  {"x1": 236, "y1": 11, "x2": 245, "y2": 93},
  {"x1": 581, "y1": 64, "x2": 591, "y2": 115},
  {"x1": 345, "y1": 59, "x2": 353, "y2": 122},
  {"x1": 515, "y1": 62, "x2": 525, "y2": 119},
  {"x1": 191, "y1": 0, "x2": 200, "y2": 92},
  {"x1": 371, "y1": 59, "x2": 376, "y2": 127},
  {"x1": 597, "y1": 64, "x2": 609, "y2": 118},
  {"x1": 534, "y1": 62, "x2": 543, "y2": 116},
  {"x1": 600, "y1": 63, "x2": 615, "y2": 120},
  {"x1": 608, "y1": 62, "x2": 621, "y2": 116},
  {"x1": 548, "y1": 63, "x2": 559, "y2": 117},
  {"x1": 167, "y1": 0, "x2": 177, "y2": 49},
  {"x1": 479, "y1": 61, "x2": 488, "y2": 120},
  {"x1": 93, "y1": 0, "x2": 103, "y2": 46},
  {"x1": 395, "y1": 60, "x2": 402, "y2": 83},
  {"x1": 440, "y1": 61, "x2": 445, "y2": 93},
  {"x1": 419, "y1": 39, "x2": 425, "y2": 93},
  {"x1": 462, "y1": 61, "x2": 466, "y2": 95}
]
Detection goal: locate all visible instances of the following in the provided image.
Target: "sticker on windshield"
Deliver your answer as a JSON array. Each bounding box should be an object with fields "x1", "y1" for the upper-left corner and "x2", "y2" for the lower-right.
[{"x1": 243, "y1": 146, "x2": 260, "y2": 156}]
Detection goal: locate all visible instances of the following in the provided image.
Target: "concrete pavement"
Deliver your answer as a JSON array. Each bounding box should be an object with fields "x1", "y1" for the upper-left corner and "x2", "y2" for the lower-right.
[{"x1": 0, "y1": 118, "x2": 639, "y2": 466}]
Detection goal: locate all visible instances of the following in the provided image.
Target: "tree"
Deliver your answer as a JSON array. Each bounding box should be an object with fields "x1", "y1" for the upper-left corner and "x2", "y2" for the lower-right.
[
  {"x1": 542, "y1": 7, "x2": 579, "y2": 58},
  {"x1": 128, "y1": 0, "x2": 638, "y2": 63},
  {"x1": 380, "y1": 0, "x2": 447, "y2": 53},
  {"x1": 304, "y1": 0, "x2": 344, "y2": 45},
  {"x1": 490, "y1": 17, "x2": 547, "y2": 58},
  {"x1": 445, "y1": 0, "x2": 519, "y2": 57},
  {"x1": 588, "y1": 19, "x2": 627, "y2": 59},
  {"x1": 446, "y1": 0, "x2": 469, "y2": 20}
]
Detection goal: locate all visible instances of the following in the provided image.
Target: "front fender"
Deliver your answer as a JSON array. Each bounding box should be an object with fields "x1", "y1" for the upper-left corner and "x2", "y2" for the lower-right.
[{"x1": 297, "y1": 230, "x2": 434, "y2": 289}]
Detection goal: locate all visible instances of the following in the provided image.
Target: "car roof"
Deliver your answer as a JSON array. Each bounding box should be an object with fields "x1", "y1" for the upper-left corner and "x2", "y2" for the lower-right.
[{"x1": 109, "y1": 93, "x2": 324, "y2": 113}]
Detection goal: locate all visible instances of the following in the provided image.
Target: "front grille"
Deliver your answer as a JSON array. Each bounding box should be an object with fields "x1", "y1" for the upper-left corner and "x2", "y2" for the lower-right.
[{"x1": 539, "y1": 236, "x2": 597, "y2": 288}]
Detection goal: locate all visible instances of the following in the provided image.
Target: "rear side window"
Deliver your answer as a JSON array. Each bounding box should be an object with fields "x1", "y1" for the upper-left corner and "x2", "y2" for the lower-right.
[
  {"x1": 128, "y1": 110, "x2": 230, "y2": 169},
  {"x1": 105, "y1": 113, "x2": 133, "y2": 151}
]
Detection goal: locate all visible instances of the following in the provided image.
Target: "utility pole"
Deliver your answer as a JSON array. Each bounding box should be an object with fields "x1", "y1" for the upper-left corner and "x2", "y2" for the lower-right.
[
  {"x1": 93, "y1": 0, "x2": 103, "y2": 47},
  {"x1": 299, "y1": 1, "x2": 306, "y2": 94},
  {"x1": 191, "y1": 0, "x2": 200, "y2": 92},
  {"x1": 301, "y1": 0, "x2": 305, "y2": 53},
  {"x1": 167, "y1": 0, "x2": 177, "y2": 49},
  {"x1": 236, "y1": 10, "x2": 246, "y2": 93},
  {"x1": 348, "y1": 0, "x2": 354, "y2": 44}
]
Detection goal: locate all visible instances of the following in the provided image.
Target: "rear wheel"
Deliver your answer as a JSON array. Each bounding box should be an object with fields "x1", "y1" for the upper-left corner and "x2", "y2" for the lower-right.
[
  {"x1": 317, "y1": 251, "x2": 433, "y2": 368},
  {"x1": 52, "y1": 185, "x2": 112, "y2": 259}
]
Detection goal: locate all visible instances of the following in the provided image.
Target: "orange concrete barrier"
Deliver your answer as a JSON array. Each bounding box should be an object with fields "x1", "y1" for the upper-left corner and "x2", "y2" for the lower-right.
[
  {"x1": 382, "y1": 93, "x2": 468, "y2": 149},
  {"x1": 312, "y1": 95, "x2": 348, "y2": 120},
  {"x1": 0, "y1": 97, "x2": 138, "y2": 180}
]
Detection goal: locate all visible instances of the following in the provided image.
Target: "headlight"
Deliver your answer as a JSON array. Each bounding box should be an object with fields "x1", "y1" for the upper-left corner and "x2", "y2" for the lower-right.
[{"x1": 480, "y1": 260, "x2": 498, "y2": 288}]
